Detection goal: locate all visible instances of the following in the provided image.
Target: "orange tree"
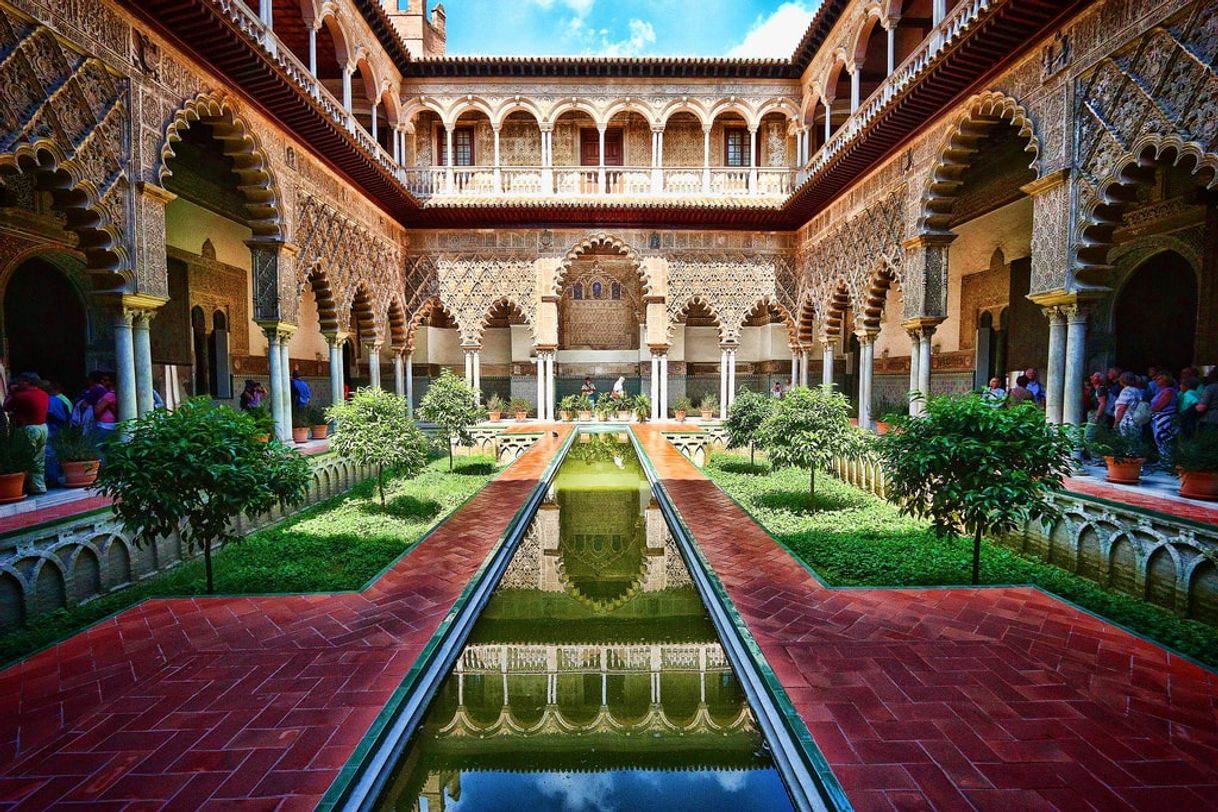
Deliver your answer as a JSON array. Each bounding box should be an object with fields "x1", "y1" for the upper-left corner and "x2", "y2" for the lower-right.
[{"x1": 877, "y1": 393, "x2": 1075, "y2": 584}]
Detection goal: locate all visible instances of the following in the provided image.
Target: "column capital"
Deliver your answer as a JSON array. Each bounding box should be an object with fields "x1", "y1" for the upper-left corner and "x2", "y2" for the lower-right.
[
  {"x1": 853, "y1": 328, "x2": 879, "y2": 344},
  {"x1": 116, "y1": 293, "x2": 169, "y2": 320},
  {"x1": 322, "y1": 330, "x2": 350, "y2": 347},
  {"x1": 1061, "y1": 302, "x2": 1090, "y2": 324},
  {"x1": 460, "y1": 342, "x2": 483, "y2": 352},
  {"x1": 901, "y1": 316, "x2": 944, "y2": 334},
  {"x1": 257, "y1": 320, "x2": 297, "y2": 341}
]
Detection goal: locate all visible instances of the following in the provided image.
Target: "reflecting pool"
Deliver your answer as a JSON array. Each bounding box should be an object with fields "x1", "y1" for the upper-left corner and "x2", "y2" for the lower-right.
[{"x1": 376, "y1": 431, "x2": 794, "y2": 811}]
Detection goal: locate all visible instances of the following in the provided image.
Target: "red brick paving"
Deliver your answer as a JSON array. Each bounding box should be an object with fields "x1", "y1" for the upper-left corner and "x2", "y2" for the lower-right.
[
  {"x1": 632, "y1": 425, "x2": 1218, "y2": 811},
  {"x1": 0, "y1": 427, "x2": 570, "y2": 810},
  {"x1": 1064, "y1": 477, "x2": 1218, "y2": 526}
]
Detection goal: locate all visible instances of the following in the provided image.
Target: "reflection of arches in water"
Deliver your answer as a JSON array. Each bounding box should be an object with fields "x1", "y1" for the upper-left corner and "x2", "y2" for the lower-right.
[
  {"x1": 557, "y1": 487, "x2": 646, "y2": 612},
  {"x1": 1114, "y1": 251, "x2": 1197, "y2": 374}
]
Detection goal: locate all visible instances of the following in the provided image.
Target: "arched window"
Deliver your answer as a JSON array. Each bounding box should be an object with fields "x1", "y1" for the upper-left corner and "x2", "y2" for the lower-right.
[
  {"x1": 592, "y1": 281, "x2": 603, "y2": 299},
  {"x1": 611, "y1": 282, "x2": 622, "y2": 300},
  {"x1": 572, "y1": 283, "x2": 583, "y2": 300}
]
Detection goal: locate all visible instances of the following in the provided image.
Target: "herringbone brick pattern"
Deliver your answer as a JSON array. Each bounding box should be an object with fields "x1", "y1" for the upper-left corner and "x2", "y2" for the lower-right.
[{"x1": 632, "y1": 425, "x2": 1218, "y2": 811}]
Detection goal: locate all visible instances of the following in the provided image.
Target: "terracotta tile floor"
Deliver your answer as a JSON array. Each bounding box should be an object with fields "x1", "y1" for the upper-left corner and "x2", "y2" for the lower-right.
[
  {"x1": 631, "y1": 425, "x2": 1218, "y2": 811},
  {"x1": 0, "y1": 426, "x2": 570, "y2": 810}
]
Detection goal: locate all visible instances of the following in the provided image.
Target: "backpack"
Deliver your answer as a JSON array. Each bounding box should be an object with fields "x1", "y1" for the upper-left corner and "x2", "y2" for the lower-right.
[
  {"x1": 70, "y1": 398, "x2": 94, "y2": 432},
  {"x1": 1131, "y1": 400, "x2": 1152, "y2": 426}
]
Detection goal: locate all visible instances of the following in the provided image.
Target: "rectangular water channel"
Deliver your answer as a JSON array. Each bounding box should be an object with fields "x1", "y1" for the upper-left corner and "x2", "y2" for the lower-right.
[{"x1": 374, "y1": 430, "x2": 796, "y2": 810}]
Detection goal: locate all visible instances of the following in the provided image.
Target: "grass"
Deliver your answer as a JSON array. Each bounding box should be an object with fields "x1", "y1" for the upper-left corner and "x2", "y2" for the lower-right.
[
  {"x1": 705, "y1": 450, "x2": 1218, "y2": 668},
  {"x1": 0, "y1": 455, "x2": 498, "y2": 665}
]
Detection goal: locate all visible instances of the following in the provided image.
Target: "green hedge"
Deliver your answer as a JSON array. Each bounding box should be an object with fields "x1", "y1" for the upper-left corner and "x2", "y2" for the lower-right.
[
  {"x1": 704, "y1": 451, "x2": 1218, "y2": 668},
  {"x1": 0, "y1": 455, "x2": 498, "y2": 665}
]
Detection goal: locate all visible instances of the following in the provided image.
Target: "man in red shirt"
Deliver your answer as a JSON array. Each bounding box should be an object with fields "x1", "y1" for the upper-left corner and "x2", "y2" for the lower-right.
[{"x1": 4, "y1": 372, "x2": 49, "y2": 494}]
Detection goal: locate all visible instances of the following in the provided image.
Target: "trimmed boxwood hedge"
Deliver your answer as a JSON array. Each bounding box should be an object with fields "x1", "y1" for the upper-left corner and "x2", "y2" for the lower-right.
[{"x1": 705, "y1": 451, "x2": 1218, "y2": 669}]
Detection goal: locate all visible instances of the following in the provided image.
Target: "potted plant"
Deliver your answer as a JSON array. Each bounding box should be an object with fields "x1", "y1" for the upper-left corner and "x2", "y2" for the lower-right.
[
  {"x1": 291, "y1": 409, "x2": 311, "y2": 444},
  {"x1": 248, "y1": 405, "x2": 273, "y2": 442},
  {"x1": 1086, "y1": 424, "x2": 1150, "y2": 484},
  {"x1": 699, "y1": 393, "x2": 718, "y2": 420},
  {"x1": 51, "y1": 425, "x2": 101, "y2": 488},
  {"x1": 616, "y1": 395, "x2": 633, "y2": 421},
  {"x1": 595, "y1": 399, "x2": 614, "y2": 422},
  {"x1": 634, "y1": 394, "x2": 651, "y2": 423},
  {"x1": 1174, "y1": 430, "x2": 1218, "y2": 501},
  {"x1": 872, "y1": 395, "x2": 905, "y2": 435},
  {"x1": 486, "y1": 393, "x2": 506, "y2": 422},
  {"x1": 509, "y1": 397, "x2": 531, "y2": 422},
  {"x1": 559, "y1": 395, "x2": 579, "y2": 422},
  {"x1": 672, "y1": 395, "x2": 692, "y2": 423},
  {"x1": 576, "y1": 395, "x2": 594, "y2": 421},
  {"x1": 0, "y1": 427, "x2": 35, "y2": 502},
  {"x1": 306, "y1": 405, "x2": 329, "y2": 440}
]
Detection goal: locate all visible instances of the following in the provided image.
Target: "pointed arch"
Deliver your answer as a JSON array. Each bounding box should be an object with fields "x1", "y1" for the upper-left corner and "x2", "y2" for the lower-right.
[
  {"x1": 478, "y1": 296, "x2": 534, "y2": 344},
  {"x1": 668, "y1": 296, "x2": 724, "y2": 343},
  {"x1": 740, "y1": 297, "x2": 797, "y2": 347},
  {"x1": 406, "y1": 296, "x2": 458, "y2": 351},
  {"x1": 346, "y1": 284, "x2": 380, "y2": 344},
  {"x1": 159, "y1": 92, "x2": 283, "y2": 239},
  {"x1": 917, "y1": 91, "x2": 1040, "y2": 237},
  {"x1": 554, "y1": 234, "x2": 651, "y2": 296},
  {"x1": 858, "y1": 257, "x2": 902, "y2": 331},
  {"x1": 301, "y1": 265, "x2": 340, "y2": 334},
  {"x1": 385, "y1": 295, "x2": 409, "y2": 350}
]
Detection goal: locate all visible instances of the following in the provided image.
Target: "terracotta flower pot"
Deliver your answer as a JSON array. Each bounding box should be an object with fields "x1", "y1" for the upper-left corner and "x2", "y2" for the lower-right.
[
  {"x1": 254, "y1": 434, "x2": 271, "y2": 443},
  {"x1": 0, "y1": 472, "x2": 26, "y2": 503},
  {"x1": 62, "y1": 460, "x2": 100, "y2": 488},
  {"x1": 618, "y1": 410, "x2": 631, "y2": 421},
  {"x1": 560, "y1": 410, "x2": 573, "y2": 422},
  {"x1": 488, "y1": 411, "x2": 502, "y2": 422},
  {"x1": 1179, "y1": 470, "x2": 1218, "y2": 501},
  {"x1": 1104, "y1": 456, "x2": 1145, "y2": 485},
  {"x1": 311, "y1": 424, "x2": 329, "y2": 440},
  {"x1": 849, "y1": 417, "x2": 860, "y2": 426},
  {"x1": 515, "y1": 411, "x2": 528, "y2": 422},
  {"x1": 675, "y1": 410, "x2": 687, "y2": 423},
  {"x1": 700, "y1": 409, "x2": 713, "y2": 420},
  {"x1": 578, "y1": 410, "x2": 592, "y2": 421},
  {"x1": 875, "y1": 421, "x2": 891, "y2": 435},
  {"x1": 292, "y1": 426, "x2": 310, "y2": 443}
]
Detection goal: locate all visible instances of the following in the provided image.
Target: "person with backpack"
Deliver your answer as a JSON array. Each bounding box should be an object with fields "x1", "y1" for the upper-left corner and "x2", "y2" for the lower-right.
[{"x1": 1114, "y1": 371, "x2": 1147, "y2": 434}]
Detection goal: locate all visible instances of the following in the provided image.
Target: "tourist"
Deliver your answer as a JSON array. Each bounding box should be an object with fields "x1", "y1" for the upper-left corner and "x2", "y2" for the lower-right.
[
  {"x1": 770, "y1": 381, "x2": 783, "y2": 399},
  {"x1": 1008, "y1": 375, "x2": 1034, "y2": 405},
  {"x1": 1196, "y1": 368, "x2": 1218, "y2": 433},
  {"x1": 45, "y1": 380, "x2": 72, "y2": 487},
  {"x1": 1104, "y1": 367, "x2": 1123, "y2": 427},
  {"x1": 1179, "y1": 377, "x2": 1203, "y2": 438},
  {"x1": 1146, "y1": 366, "x2": 1161, "y2": 400},
  {"x1": 1149, "y1": 373, "x2": 1178, "y2": 464},
  {"x1": 239, "y1": 379, "x2": 265, "y2": 410},
  {"x1": 290, "y1": 369, "x2": 311, "y2": 416},
  {"x1": 1024, "y1": 367, "x2": 1045, "y2": 406},
  {"x1": 1085, "y1": 372, "x2": 1109, "y2": 425},
  {"x1": 580, "y1": 376, "x2": 597, "y2": 404},
  {"x1": 610, "y1": 375, "x2": 626, "y2": 401},
  {"x1": 1114, "y1": 371, "x2": 1146, "y2": 433},
  {"x1": 984, "y1": 377, "x2": 1006, "y2": 406},
  {"x1": 91, "y1": 375, "x2": 119, "y2": 450},
  {"x1": 4, "y1": 372, "x2": 49, "y2": 495}
]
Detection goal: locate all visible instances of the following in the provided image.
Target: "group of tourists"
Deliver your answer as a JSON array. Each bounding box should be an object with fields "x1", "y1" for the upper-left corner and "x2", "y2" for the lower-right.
[
  {"x1": 1084, "y1": 365, "x2": 1218, "y2": 460},
  {"x1": 579, "y1": 376, "x2": 627, "y2": 405},
  {"x1": 1, "y1": 370, "x2": 122, "y2": 495}
]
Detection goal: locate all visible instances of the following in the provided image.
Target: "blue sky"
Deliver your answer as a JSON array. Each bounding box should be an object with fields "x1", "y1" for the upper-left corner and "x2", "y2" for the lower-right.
[{"x1": 440, "y1": 1, "x2": 823, "y2": 58}]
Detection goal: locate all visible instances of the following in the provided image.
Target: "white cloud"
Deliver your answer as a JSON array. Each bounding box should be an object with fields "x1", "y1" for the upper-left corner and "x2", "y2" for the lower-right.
[
  {"x1": 727, "y1": 1, "x2": 821, "y2": 58},
  {"x1": 534, "y1": 773, "x2": 616, "y2": 812},
  {"x1": 596, "y1": 18, "x2": 657, "y2": 56}
]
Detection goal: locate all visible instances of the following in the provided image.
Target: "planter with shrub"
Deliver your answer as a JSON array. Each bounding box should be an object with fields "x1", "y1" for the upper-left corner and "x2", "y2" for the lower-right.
[
  {"x1": 291, "y1": 409, "x2": 310, "y2": 443},
  {"x1": 575, "y1": 395, "x2": 594, "y2": 421},
  {"x1": 0, "y1": 427, "x2": 35, "y2": 502},
  {"x1": 486, "y1": 394, "x2": 506, "y2": 422},
  {"x1": 248, "y1": 405, "x2": 274, "y2": 442},
  {"x1": 509, "y1": 397, "x2": 531, "y2": 422},
  {"x1": 672, "y1": 396, "x2": 692, "y2": 422},
  {"x1": 1087, "y1": 425, "x2": 1150, "y2": 484},
  {"x1": 559, "y1": 395, "x2": 579, "y2": 421},
  {"x1": 700, "y1": 394, "x2": 718, "y2": 421},
  {"x1": 634, "y1": 394, "x2": 651, "y2": 423},
  {"x1": 306, "y1": 405, "x2": 329, "y2": 440},
  {"x1": 1175, "y1": 430, "x2": 1218, "y2": 501},
  {"x1": 51, "y1": 425, "x2": 101, "y2": 488}
]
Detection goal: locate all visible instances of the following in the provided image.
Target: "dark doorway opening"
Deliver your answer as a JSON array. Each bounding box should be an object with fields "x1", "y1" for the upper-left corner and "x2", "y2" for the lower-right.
[
  {"x1": 1115, "y1": 251, "x2": 1197, "y2": 374},
  {"x1": 4, "y1": 258, "x2": 87, "y2": 396}
]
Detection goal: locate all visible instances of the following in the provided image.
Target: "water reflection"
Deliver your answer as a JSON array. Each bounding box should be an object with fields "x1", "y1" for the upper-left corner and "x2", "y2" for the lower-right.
[{"x1": 377, "y1": 433, "x2": 793, "y2": 811}]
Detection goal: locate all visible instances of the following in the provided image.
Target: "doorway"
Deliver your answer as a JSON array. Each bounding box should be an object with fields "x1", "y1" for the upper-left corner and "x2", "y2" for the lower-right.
[{"x1": 3, "y1": 257, "x2": 88, "y2": 396}]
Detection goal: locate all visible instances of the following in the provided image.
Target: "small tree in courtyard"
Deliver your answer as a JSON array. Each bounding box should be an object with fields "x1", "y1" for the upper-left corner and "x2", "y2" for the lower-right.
[
  {"x1": 327, "y1": 387, "x2": 429, "y2": 505},
  {"x1": 755, "y1": 386, "x2": 861, "y2": 508},
  {"x1": 877, "y1": 394, "x2": 1074, "y2": 585},
  {"x1": 724, "y1": 387, "x2": 773, "y2": 468},
  {"x1": 420, "y1": 369, "x2": 485, "y2": 471},
  {"x1": 97, "y1": 398, "x2": 312, "y2": 594}
]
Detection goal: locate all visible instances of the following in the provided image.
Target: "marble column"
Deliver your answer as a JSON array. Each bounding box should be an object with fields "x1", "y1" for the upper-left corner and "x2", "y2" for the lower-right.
[
  {"x1": 265, "y1": 328, "x2": 287, "y2": 441},
  {"x1": 394, "y1": 352, "x2": 405, "y2": 397},
  {"x1": 650, "y1": 352, "x2": 660, "y2": 420},
  {"x1": 279, "y1": 339, "x2": 292, "y2": 426},
  {"x1": 544, "y1": 352, "x2": 555, "y2": 420},
  {"x1": 702, "y1": 128, "x2": 712, "y2": 194},
  {"x1": 492, "y1": 126, "x2": 502, "y2": 193},
  {"x1": 472, "y1": 349, "x2": 481, "y2": 403},
  {"x1": 114, "y1": 310, "x2": 137, "y2": 424},
  {"x1": 367, "y1": 345, "x2": 382, "y2": 390},
  {"x1": 719, "y1": 348, "x2": 729, "y2": 419},
  {"x1": 133, "y1": 311, "x2": 155, "y2": 415},
  {"x1": 1063, "y1": 304, "x2": 1088, "y2": 428},
  {"x1": 918, "y1": 326, "x2": 935, "y2": 407},
  {"x1": 464, "y1": 350, "x2": 473, "y2": 388},
  {"x1": 727, "y1": 348, "x2": 737, "y2": 407},
  {"x1": 405, "y1": 352, "x2": 414, "y2": 415},
  {"x1": 327, "y1": 334, "x2": 345, "y2": 407},
  {"x1": 800, "y1": 349, "x2": 809, "y2": 387},
  {"x1": 790, "y1": 351, "x2": 799, "y2": 387},
  {"x1": 907, "y1": 329, "x2": 921, "y2": 416},
  {"x1": 857, "y1": 332, "x2": 875, "y2": 429},
  {"x1": 659, "y1": 353, "x2": 669, "y2": 419},
  {"x1": 822, "y1": 342, "x2": 835, "y2": 390},
  {"x1": 1044, "y1": 306, "x2": 1067, "y2": 424},
  {"x1": 535, "y1": 354, "x2": 545, "y2": 417}
]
